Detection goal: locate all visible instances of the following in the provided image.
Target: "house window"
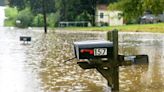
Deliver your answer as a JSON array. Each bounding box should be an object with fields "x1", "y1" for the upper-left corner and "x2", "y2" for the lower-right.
[{"x1": 100, "y1": 13, "x2": 104, "y2": 18}]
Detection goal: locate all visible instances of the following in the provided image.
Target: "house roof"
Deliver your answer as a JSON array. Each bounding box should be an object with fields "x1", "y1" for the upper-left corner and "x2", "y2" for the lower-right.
[{"x1": 97, "y1": 4, "x2": 108, "y2": 10}]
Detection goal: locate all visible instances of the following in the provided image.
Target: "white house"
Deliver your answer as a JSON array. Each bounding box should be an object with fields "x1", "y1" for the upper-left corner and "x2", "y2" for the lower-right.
[{"x1": 96, "y1": 5, "x2": 123, "y2": 26}]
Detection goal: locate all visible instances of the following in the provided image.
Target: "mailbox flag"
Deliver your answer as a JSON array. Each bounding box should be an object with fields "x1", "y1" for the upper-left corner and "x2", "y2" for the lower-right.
[{"x1": 80, "y1": 49, "x2": 94, "y2": 55}]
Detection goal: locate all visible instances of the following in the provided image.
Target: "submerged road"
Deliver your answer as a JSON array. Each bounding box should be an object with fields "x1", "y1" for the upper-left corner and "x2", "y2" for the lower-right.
[
  {"x1": 0, "y1": 28, "x2": 43, "y2": 92},
  {"x1": 0, "y1": 27, "x2": 164, "y2": 92}
]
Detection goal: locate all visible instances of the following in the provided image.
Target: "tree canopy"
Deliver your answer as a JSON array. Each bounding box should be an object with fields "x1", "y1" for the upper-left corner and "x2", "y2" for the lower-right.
[
  {"x1": 109, "y1": 0, "x2": 164, "y2": 23},
  {"x1": 7, "y1": 0, "x2": 116, "y2": 26},
  {"x1": 7, "y1": 0, "x2": 164, "y2": 26}
]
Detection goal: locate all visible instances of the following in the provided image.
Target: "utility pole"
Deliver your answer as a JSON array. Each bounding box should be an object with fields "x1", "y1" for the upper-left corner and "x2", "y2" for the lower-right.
[{"x1": 42, "y1": 0, "x2": 47, "y2": 34}]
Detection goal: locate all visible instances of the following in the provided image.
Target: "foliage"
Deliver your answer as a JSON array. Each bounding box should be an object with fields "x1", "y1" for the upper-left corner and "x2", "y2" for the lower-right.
[
  {"x1": 47, "y1": 12, "x2": 60, "y2": 27},
  {"x1": 7, "y1": 0, "x2": 114, "y2": 27},
  {"x1": 32, "y1": 14, "x2": 44, "y2": 27},
  {"x1": 109, "y1": 0, "x2": 164, "y2": 24},
  {"x1": 8, "y1": 0, "x2": 26, "y2": 10},
  {"x1": 32, "y1": 12, "x2": 60, "y2": 27},
  {"x1": 4, "y1": 19, "x2": 15, "y2": 26},
  {"x1": 16, "y1": 8, "x2": 33, "y2": 28},
  {"x1": 29, "y1": 0, "x2": 56, "y2": 14},
  {"x1": 4, "y1": 7, "x2": 18, "y2": 26},
  {"x1": 76, "y1": 11, "x2": 91, "y2": 21},
  {"x1": 5, "y1": 7, "x2": 18, "y2": 20},
  {"x1": 142, "y1": 0, "x2": 164, "y2": 15},
  {"x1": 6, "y1": 0, "x2": 164, "y2": 27}
]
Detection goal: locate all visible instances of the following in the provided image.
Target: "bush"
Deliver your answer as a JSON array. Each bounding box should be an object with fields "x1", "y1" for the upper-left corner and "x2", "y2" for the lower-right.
[
  {"x1": 4, "y1": 7, "x2": 18, "y2": 26},
  {"x1": 32, "y1": 14, "x2": 44, "y2": 27},
  {"x1": 47, "y1": 13, "x2": 56, "y2": 27},
  {"x1": 4, "y1": 7, "x2": 60, "y2": 28},
  {"x1": 5, "y1": 7, "x2": 18, "y2": 20},
  {"x1": 126, "y1": 19, "x2": 139, "y2": 24},
  {"x1": 97, "y1": 22, "x2": 109, "y2": 27},
  {"x1": 47, "y1": 12, "x2": 60, "y2": 27},
  {"x1": 16, "y1": 8, "x2": 33, "y2": 28},
  {"x1": 32, "y1": 12, "x2": 59, "y2": 27},
  {"x1": 76, "y1": 12, "x2": 91, "y2": 21}
]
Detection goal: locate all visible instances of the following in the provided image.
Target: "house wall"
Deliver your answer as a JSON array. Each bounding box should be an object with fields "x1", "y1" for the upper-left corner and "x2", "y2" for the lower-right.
[
  {"x1": 96, "y1": 10, "x2": 109, "y2": 24},
  {"x1": 96, "y1": 10, "x2": 123, "y2": 26},
  {"x1": 109, "y1": 11, "x2": 123, "y2": 26}
]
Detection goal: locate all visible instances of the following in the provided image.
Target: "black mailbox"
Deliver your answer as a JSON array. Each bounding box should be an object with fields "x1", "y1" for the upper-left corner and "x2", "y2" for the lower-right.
[
  {"x1": 73, "y1": 40, "x2": 113, "y2": 60},
  {"x1": 20, "y1": 36, "x2": 31, "y2": 42}
]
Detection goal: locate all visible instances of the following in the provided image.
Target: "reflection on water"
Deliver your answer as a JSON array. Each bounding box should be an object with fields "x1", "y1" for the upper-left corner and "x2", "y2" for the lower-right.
[
  {"x1": 119, "y1": 32, "x2": 164, "y2": 92},
  {"x1": 0, "y1": 29, "x2": 43, "y2": 92},
  {"x1": 0, "y1": 28, "x2": 164, "y2": 92}
]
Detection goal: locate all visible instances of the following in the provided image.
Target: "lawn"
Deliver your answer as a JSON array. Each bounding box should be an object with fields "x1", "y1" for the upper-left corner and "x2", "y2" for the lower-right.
[{"x1": 62, "y1": 23, "x2": 164, "y2": 33}]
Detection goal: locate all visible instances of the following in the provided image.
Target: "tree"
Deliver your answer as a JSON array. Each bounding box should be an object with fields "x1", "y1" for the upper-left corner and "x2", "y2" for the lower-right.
[
  {"x1": 109, "y1": 0, "x2": 164, "y2": 23},
  {"x1": 109, "y1": 0, "x2": 143, "y2": 23},
  {"x1": 16, "y1": 8, "x2": 33, "y2": 27},
  {"x1": 28, "y1": 0, "x2": 56, "y2": 14},
  {"x1": 142, "y1": 0, "x2": 164, "y2": 15},
  {"x1": 8, "y1": 0, "x2": 26, "y2": 10},
  {"x1": 56, "y1": 0, "x2": 113, "y2": 26},
  {"x1": 7, "y1": 0, "x2": 115, "y2": 27}
]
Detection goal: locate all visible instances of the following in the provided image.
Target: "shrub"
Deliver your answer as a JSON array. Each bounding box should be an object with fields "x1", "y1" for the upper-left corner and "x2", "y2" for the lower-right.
[
  {"x1": 97, "y1": 21, "x2": 109, "y2": 27},
  {"x1": 47, "y1": 12, "x2": 60, "y2": 27},
  {"x1": 32, "y1": 12, "x2": 59, "y2": 27},
  {"x1": 32, "y1": 14, "x2": 44, "y2": 27},
  {"x1": 47, "y1": 13, "x2": 56, "y2": 27},
  {"x1": 76, "y1": 12, "x2": 91, "y2": 21},
  {"x1": 16, "y1": 8, "x2": 33, "y2": 28},
  {"x1": 5, "y1": 7, "x2": 18, "y2": 20},
  {"x1": 4, "y1": 7, "x2": 18, "y2": 26}
]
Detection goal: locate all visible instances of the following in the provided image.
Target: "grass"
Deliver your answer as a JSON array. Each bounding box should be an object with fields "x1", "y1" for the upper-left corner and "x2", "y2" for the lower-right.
[{"x1": 62, "y1": 23, "x2": 164, "y2": 33}]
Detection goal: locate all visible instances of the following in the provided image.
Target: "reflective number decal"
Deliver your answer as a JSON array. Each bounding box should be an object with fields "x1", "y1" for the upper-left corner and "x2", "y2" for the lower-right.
[{"x1": 94, "y1": 48, "x2": 107, "y2": 56}]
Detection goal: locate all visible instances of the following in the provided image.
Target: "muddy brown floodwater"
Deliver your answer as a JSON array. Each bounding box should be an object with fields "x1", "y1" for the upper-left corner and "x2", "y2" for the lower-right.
[{"x1": 0, "y1": 28, "x2": 164, "y2": 92}]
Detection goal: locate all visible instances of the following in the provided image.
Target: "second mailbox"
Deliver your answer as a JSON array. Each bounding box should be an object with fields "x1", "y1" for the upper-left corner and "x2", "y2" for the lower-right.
[{"x1": 73, "y1": 40, "x2": 113, "y2": 60}]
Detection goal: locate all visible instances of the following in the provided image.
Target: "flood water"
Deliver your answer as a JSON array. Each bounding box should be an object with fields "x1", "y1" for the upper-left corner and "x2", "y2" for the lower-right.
[
  {"x1": 0, "y1": 28, "x2": 164, "y2": 92},
  {"x1": 0, "y1": 6, "x2": 6, "y2": 26}
]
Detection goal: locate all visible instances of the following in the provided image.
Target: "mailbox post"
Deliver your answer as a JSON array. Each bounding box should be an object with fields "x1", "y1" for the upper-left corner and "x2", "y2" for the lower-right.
[
  {"x1": 72, "y1": 29, "x2": 149, "y2": 92},
  {"x1": 95, "y1": 30, "x2": 119, "y2": 91},
  {"x1": 109, "y1": 30, "x2": 119, "y2": 91}
]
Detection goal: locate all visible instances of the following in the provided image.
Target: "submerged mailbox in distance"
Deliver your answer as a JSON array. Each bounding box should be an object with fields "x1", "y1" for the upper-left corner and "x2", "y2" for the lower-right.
[
  {"x1": 73, "y1": 40, "x2": 113, "y2": 60},
  {"x1": 20, "y1": 36, "x2": 31, "y2": 42}
]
